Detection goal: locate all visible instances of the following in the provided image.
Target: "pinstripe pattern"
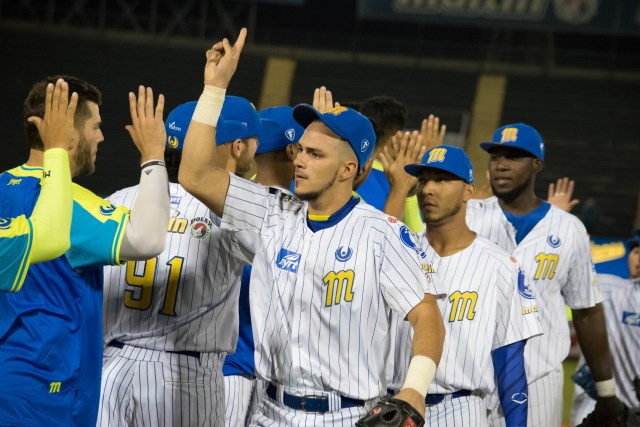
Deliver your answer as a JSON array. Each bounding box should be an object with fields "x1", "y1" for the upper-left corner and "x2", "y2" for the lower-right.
[
  {"x1": 221, "y1": 174, "x2": 436, "y2": 408},
  {"x1": 98, "y1": 344, "x2": 225, "y2": 426},
  {"x1": 224, "y1": 375, "x2": 255, "y2": 426},
  {"x1": 570, "y1": 275, "x2": 640, "y2": 425},
  {"x1": 427, "y1": 394, "x2": 489, "y2": 427},
  {"x1": 467, "y1": 197, "x2": 599, "y2": 426},
  {"x1": 100, "y1": 182, "x2": 255, "y2": 426},
  {"x1": 488, "y1": 366, "x2": 563, "y2": 427},
  {"x1": 387, "y1": 236, "x2": 542, "y2": 426},
  {"x1": 248, "y1": 394, "x2": 374, "y2": 427}
]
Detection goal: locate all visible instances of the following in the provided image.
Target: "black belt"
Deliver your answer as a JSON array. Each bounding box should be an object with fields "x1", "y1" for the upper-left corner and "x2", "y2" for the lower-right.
[
  {"x1": 266, "y1": 383, "x2": 365, "y2": 412},
  {"x1": 426, "y1": 389, "x2": 472, "y2": 405},
  {"x1": 108, "y1": 340, "x2": 201, "y2": 359}
]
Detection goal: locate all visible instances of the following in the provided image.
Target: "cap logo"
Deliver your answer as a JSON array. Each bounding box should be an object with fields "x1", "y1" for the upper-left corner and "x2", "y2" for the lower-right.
[
  {"x1": 500, "y1": 127, "x2": 518, "y2": 143},
  {"x1": 361, "y1": 139, "x2": 369, "y2": 152},
  {"x1": 326, "y1": 106, "x2": 348, "y2": 116},
  {"x1": 469, "y1": 169, "x2": 474, "y2": 182},
  {"x1": 167, "y1": 135, "x2": 179, "y2": 149},
  {"x1": 168, "y1": 121, "x2": 181, "y2": 132},
  {"x1": 285, "y1": 128, "x2": 296, "y2": 141},
  {"x1": 427, "y1": 147, "x2": 447, "y2": 163}
]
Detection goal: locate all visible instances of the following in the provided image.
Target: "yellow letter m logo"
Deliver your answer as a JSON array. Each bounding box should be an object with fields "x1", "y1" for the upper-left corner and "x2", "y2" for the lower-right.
[
  {"x1": 500, "y1": 127, "x2": 519, "y2": 143},
  {"x1": 326, "y1": 106, "x2": 348, "y2": 116},
  {"x1": 448, "y1": 291, "x2": 478, "y2": 322},
  {"x1": 49, "y1": 381, "x2": 61, "y2": 393},
  {"x1": 427, "y1": 148, "x2": 447, "y2": 163}
]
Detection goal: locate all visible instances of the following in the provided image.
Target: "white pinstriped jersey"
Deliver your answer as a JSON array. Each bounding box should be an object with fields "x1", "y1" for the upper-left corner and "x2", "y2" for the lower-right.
[
  {"x1": 221, "y1": 174, "x2": 439, "y2": 400},
  {"x1": 580, "y1": 274, "x2": 640, "y2": 410},
  {"x1": 103, "y1": 182, "x2": 255, "y2": 353},
  {"x1": 466, "y1": 197, "x2": 601, "y2": 382},
  {"x1": 387, "y1": 236, "x2": 543, "y2": 393}
]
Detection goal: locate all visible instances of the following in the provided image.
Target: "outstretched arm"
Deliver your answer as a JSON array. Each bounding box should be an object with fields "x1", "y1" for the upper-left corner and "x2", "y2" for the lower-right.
[
  {"x1": 394, "y1": 294, "x2": 445, "y2": 417},
  {"x1": 27, "y1": 78, "x2": 77, "y2": 263},
  {"x1": 179, "y1": 29, "x2": 247, "y2": 217}
]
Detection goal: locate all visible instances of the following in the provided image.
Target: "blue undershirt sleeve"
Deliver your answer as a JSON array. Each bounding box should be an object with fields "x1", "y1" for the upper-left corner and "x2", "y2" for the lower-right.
[{"x1": 492, "y1": 340, "x2": 528, "y2": 427}]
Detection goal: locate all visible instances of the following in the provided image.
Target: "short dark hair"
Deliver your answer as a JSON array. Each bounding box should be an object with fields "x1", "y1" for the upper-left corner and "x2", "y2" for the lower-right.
[
  {"x1": 23, "y1": 75, "x2": 102, "y2": 150},
  {"x1": 359, "y1": 96, "x2": 407, "y2": 147}
]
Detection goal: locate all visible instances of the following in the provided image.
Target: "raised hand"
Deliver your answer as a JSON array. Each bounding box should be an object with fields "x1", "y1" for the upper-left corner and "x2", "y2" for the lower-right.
[
  {"x1": 547, "y1": 177, "x2": 580, "y2": 212},
  {"x1": 126, "y1": 85, "x2": 166, "y2": 163},
  {"x1": 204, "y1": 28, "x2": 247, "y2": 89},
  {"x1": 27, "y1": 78, "x2": 78, "y2": 151},
  {"x1": 312, "y1": 86, "x2": 340, "y2": 113},
  {"x1": 420, "y1": 114, "x2": 446, "y2": 150},
  {"x1": 380, "y1": 130, "x2": 426, "y2": 197}
]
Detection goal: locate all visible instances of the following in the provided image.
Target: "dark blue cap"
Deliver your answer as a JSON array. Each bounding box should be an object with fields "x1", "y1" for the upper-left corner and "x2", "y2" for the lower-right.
[
  {"x1": 292, "y1": 104, "x2": 376, "y2": 168},
  {"x1": 221, "y1": 95, "x2": 260, "y2": 139},
  {"x1": 630, "y1": 227, "x2": 640, "y2": 249},
  {"x1": 480, "y1": 123, "x2": 545, "y2": 160},
  {"x1": 256, "y1": 106, "x2": 304, "y2": 154},
  {"x1": 404, "y1": 145, "x2": 474, "y2": 184}
]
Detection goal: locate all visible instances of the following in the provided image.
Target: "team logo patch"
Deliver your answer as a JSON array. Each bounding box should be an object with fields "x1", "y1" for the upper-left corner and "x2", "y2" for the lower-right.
[
  {"x1": 622, "y1": 311, "x2": 640, "y2": 327},
  {"x1": 361, "y1": 139, "x2": 369, "y2": 152},
  {"x1": 285, "y1": 128, "x2": 296, "y2": 141},
  {"x1": 277, "y1": 248, "x2": 301, "y2": 273},
  {"x1": 190, "y1": 217, "x2": 212, "y2": 239},
  {"x1": 0, "y1": 218, "x2": 10, "y2": 229},
  {"x1": 167, "y1": 135, "x2": 179, "y2": 149},
  {"x1": 399, "y1": 225, "x2": 426, "y2": 259},
  {"x1": 421, "y1": 262, "x2": 435, "y2": 273},
  {"x1": 547, "y1": 235, "x2": 561, "y2": 248},
  {"x1": 517, "y1": 269, "x2": 535, "y2": 299},
  {"x1": 168, "y1": 121, "x2": 181, "y2": 132},
  {"x1": 509, "y1": 256, "x2": 518, "y2": 264},
  {"x1": 99, "y1": 204, "x2": 116, "y2": 216},
  {"x1": 387, "y1": 216, "x2": 398, "y2": 223},
  {"x1": 170, "y1": 196, "x2": 182, "y2": 206},
  {"x1": 335, "y1": 246, "x2": 353, "y2": 262},
  {"x1": 511, "y1": 392, "x2": 528, "y2": 405}
]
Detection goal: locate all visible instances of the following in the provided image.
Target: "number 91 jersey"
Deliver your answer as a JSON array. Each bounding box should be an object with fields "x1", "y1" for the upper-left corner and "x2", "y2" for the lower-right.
[{"x1": 103, "y1": 182, "x2": 255, "y2": 353}]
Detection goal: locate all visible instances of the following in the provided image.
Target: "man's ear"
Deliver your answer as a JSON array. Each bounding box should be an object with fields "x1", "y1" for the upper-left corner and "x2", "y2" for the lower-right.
[
  {"x1": 230, "y1": 138, "x2": 244, "y2": 158},
  {"x1": 533, "y1": 158, "x2": 544, "y2": 173},
  {"x1": 286, "y1": 144, "x2": 298, "y2": 161}
]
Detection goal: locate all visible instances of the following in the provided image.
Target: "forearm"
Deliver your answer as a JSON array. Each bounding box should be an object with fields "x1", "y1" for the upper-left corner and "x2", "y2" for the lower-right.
[
  {"x1": 119, "y1": 161, "x2": 170, "y2": 261},
  {"x1": 30, "y1": 148, "x2": 72, "y2": 263},
  {"x1": 493, "y1": 342, "x2": 528, "y2": 427},
  {"x1": 178, "y1": 86, "x2": 229, "y2": 215},
  {"x1": 410, "y1": 297, "x2": 445, "y2": 363},
  {"x1": 384, "y1": 184, "x2": 411, "y2": 220},
  {"x1": 572, "y1": 304, "x2": 614, "y2": 381}
]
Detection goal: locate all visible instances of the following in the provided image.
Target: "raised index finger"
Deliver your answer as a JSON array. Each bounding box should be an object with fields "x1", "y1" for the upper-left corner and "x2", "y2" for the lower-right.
[{"x1": 232, "y1": 27, "x2": 247, "y2": 57}]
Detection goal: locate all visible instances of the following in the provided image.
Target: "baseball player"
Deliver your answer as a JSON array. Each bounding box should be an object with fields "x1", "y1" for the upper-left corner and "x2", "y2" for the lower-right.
[
  {"x1": 223, "y1": 105, "x2": 303, "y2": 426},
  {"x1": 0, "y1": 79, "x2": 75, "y2": 292},
  {"x1": 570, "y1": 231, "x2": 640, "y2": 426},
  {"x1": 179, "y1": 29, "x2": 445, "y2": 426},
  {"x1": 99, "y1": 98, "x2": 259, "y2": 426},
  {"x1": 466, "y1": 123, "x2": 626, "y2": 426},
  {"x1": 387, "y1": 142, "x2": 543, "y2": 427},
  {"x1": 0, "y1": 77, "x2": 170, "y2": 426}
]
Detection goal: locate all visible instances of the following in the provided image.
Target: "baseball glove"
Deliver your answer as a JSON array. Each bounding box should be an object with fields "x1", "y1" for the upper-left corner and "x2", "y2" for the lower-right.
[
  {"x1": 355, "y1": 398, "x2": 425, "y2": 427},
  {"x1": 575, "y1": 396, "x2": 628, "y2": 427}
]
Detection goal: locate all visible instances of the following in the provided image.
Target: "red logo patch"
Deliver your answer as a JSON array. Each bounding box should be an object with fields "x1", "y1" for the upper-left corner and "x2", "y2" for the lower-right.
[
  {"x1": 402, "y1": 418, "x2": 418, "y2": 427},
  {"x1": 387, "y1": 217, "x2": 399, "y2": 223}
]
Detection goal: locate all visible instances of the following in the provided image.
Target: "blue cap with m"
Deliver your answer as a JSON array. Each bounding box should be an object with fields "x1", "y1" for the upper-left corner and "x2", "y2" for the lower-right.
[
  {"x1": 404, "y1": 145, "x2": 474, "y2": 184},
  {"x1": 221, "y1": 95, "x2": 261, "y2": 139},
  {"x1": 292, "y1": 104, "x2": 376, "y2": 168},
  {"x1": 480, "y1": 123, "x2": 544, "y2": 160},
  {"x1": 256, "y1": 106, "x2": 304, "y2": 154},
  {"x1": 165, "y1": 101, "x2": 245, "y2": 149}
]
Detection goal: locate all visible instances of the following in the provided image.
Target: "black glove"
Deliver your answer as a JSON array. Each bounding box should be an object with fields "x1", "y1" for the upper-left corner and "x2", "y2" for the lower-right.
[
  {"x1": 355, "y1": 398, "x2": 425, "y2": 427},
  {"x1": 575, "y1": 396, "x2": 628, "y2": 427}
]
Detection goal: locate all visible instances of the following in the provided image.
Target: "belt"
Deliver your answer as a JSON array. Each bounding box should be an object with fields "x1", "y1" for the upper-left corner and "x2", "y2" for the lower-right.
[
  {"x1": 426, "y1": 389, "x2": 472, "y2": 405},
  {"x1": 108, "y1": 340, "x2": 201, "y2": 359},
  {"x1": 266, "y1": 383, "x2": 365, "y2": 412}
]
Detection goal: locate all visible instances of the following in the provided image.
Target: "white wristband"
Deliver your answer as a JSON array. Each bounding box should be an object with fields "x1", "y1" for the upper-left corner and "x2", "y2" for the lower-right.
[
  {"x1": 192, "y1": 85, "x2": 226, "y2": 127},
  {"x1": 595, "y1": 379, "x2": 616, "y2": 397},
  {"x1": 401, "y1": 355, "x2": 437, "y2": 398}
]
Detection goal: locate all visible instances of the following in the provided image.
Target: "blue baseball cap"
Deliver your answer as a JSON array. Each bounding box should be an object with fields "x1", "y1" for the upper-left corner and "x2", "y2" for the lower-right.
[
  {"x1": 256, "y1": 106, "x2": 304, "y2": 154},
  {"x1": 629, "y1": 227, "x2": 640, "y2": 249},
  {"x1": 480, "y1": 123, "x2": 545, "y2": 160},
  {"x1": 292, "y1": 104, "x2": 376, "y2": 168},
  {"x1": 165, "y1": 101, "x2": 246, "y2": 149},
  {"x1": 404, "y1": 145, "x2": 474, "y2": 184},
  {"x1": 166, "y1": 101, "x2": 196, "y2": 151},
  {"x1": 221, "y1": 95, "x2": 261, "y2": 139}
]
